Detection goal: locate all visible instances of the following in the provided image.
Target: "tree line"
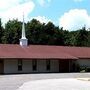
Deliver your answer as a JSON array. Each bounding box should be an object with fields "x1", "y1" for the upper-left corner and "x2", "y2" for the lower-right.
[{"x1": 0, "y1": 18, "x2": 90, "y2": 47}]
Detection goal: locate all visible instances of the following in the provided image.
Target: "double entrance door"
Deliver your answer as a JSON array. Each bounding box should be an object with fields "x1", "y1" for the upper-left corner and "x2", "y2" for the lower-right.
[{"x1": 59, "y1": 60, "x2": 70, "y2": 72}]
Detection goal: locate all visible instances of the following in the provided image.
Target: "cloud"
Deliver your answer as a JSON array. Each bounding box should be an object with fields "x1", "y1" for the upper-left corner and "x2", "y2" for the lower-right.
[
  {"x1": 31, "y1": 16, "x2": 52, "y2": 24},
  {"x1": 0, "y1": 0, "x2": 35, "y2": 25},
  {"x1": 59, "y1": 9, "x2": 90, "y2": 31},
  {"x1": 0, "y1": 0, "x2": 19, "y2": 11},
  {"x1": 73, "y1": 0, "x2": 83, "y2": 2},
  {"x1": 37, "y1": 0, "x2": 51, "y2": 7}
]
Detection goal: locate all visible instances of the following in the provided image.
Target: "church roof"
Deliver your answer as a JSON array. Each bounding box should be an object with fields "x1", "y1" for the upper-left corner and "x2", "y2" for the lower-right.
[{"x1": 0, "y1": 44, "x2": 90, "y2": 60}]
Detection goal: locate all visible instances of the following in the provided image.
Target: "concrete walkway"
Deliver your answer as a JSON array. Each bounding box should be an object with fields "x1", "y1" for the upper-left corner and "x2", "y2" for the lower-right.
[{"x1": 0, "y1": 73, "x2": 90, "y2": 90}]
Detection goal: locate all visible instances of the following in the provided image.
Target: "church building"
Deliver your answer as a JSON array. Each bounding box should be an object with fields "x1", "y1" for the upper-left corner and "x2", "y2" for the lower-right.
[{"x1": 0, "y1": 16, "x2": 90, "y2": 74}]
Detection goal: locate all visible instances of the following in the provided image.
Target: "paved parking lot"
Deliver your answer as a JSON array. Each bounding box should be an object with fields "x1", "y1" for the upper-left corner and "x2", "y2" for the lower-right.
[
  {"x1": 18, "y1": 78, "x2": 90, "y2": 90},
  {"x1": 0, "y1": 73, "x2": 90, "y2": 90}
]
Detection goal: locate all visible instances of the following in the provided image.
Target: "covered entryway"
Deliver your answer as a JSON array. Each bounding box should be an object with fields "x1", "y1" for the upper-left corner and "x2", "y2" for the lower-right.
[
  {"x1": 59, "y1": 60, "x2": 77, "y2": 72},
  {"x1": 0, "y1": 60, "x2": 4, "y2": 74},
  {"x1": 59, "y1": 60, "x2": 69, "y2": 72},
  {"x1": 59, "y1": 60, "x2": 70, "y2": 72}
]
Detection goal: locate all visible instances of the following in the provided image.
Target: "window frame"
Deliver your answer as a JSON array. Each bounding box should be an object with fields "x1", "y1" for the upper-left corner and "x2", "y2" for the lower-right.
[
  {"x1": 46, "y1": 60, "x2": 50, "y2": 71},
  {"x1": 18, "y1": 60, "x2": 22, "y2": 71},
  {"x1": 32, "y1": 60, "x2": 37, "y2": 71}
]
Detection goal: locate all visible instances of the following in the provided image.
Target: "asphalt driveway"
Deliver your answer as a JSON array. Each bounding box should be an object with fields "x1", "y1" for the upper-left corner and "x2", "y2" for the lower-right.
[{"x1": 0, "y1": 73, "x2": 90, "y2": 90}]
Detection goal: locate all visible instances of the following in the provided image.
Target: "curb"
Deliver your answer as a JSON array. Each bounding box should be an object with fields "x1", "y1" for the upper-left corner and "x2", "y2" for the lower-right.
[{"x1": 77, "y1": 78, "x2": 90, "y2": 81}]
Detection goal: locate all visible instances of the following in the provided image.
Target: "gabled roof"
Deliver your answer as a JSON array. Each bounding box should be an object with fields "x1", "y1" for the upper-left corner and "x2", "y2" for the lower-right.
[{"x1": 0, "y1": 44, "x2": 90, "y2": 60}]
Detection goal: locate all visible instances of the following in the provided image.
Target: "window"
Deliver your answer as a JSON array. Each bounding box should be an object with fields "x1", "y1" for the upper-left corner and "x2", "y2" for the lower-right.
[
  {"x1": 18, "y1": 60, "x2": 22, "y2": 71},
  {"x1": 46, "y1": 60, "x2": 50, "y2": 71},
  {"x1": 32, "y1": 60, "x2": 37, "y2": 71}
]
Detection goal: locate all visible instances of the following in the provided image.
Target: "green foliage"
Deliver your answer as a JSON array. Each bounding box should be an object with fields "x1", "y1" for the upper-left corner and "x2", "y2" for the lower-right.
[
  {"x1": 26, "y1": 19, "x2": 45, "y2": 44},
  {"x1": 2, "y1": 19, "x2": 22, "y2": 44},
  {"x1": 0, "y1": 18, "x2": 89, "y2": 47},
  {"x1": 0, "y1": 18, "x2": 4, "y2": 43},
  {"x1": 26, "y1": 20, "x2": 64, "y2": 45},
  {"x1": 74, "y1": 26, "x2": 88, "y2": 46}
]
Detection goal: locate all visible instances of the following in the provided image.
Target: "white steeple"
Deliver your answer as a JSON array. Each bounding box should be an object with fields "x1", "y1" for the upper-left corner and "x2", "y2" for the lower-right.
[{"x1": 20, "y1": 14, "x2": 28, "y2": 47}]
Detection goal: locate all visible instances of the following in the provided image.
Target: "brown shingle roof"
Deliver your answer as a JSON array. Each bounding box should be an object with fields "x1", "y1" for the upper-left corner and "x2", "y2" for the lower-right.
[{"x1": 0, "y1": 44, "x2": 90, "y2": 59}]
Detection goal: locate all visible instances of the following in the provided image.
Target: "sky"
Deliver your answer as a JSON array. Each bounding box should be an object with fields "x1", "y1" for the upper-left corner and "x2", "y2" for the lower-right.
[{"x1": 0, "y1": 0, "x2": 90, "y2": 30}]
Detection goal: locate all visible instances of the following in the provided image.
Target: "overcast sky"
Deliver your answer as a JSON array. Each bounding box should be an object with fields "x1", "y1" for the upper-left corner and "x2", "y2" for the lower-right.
[{"x1": 0, "y1": 0, "x2": 90, "y2": 30}]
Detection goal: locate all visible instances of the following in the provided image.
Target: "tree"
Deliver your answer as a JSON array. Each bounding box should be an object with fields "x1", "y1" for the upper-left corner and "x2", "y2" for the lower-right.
[
  {"x1": 0, "y1": 18, "x2": 90, "y2": 47},
  {"x1": 74, "y1": 26, "x2": 88, "y2": 46},
  {"x1": 26, "y1": 19, "x2": 44, "y2": 44},
  {"x1": 54, "y1": 27, "x2": 64, "y2": 45},
  {"x1": 87, "y1": 31, "x2": 90, "y2": 47},
  {"x1": 63, "y1": 30, "x2": 71, "y2": 46},
  {"x1": 69, "y1": 31, "x2": 77, "y2": 46},
  {"x1": 0, "y1": 18, "x2": 4, "y2": 43},
  {"x1": 2, "y1": 19, "x2": 22, "y2": 44}
]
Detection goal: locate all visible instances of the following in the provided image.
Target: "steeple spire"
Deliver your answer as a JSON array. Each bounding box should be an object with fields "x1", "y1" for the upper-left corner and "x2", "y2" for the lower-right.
[
  {"x1": 20, "y1": 13, "x2": 28, "y2": 47},
  {"x1": 21, "y1": 13, "x2": 26, "y2": 39}
]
